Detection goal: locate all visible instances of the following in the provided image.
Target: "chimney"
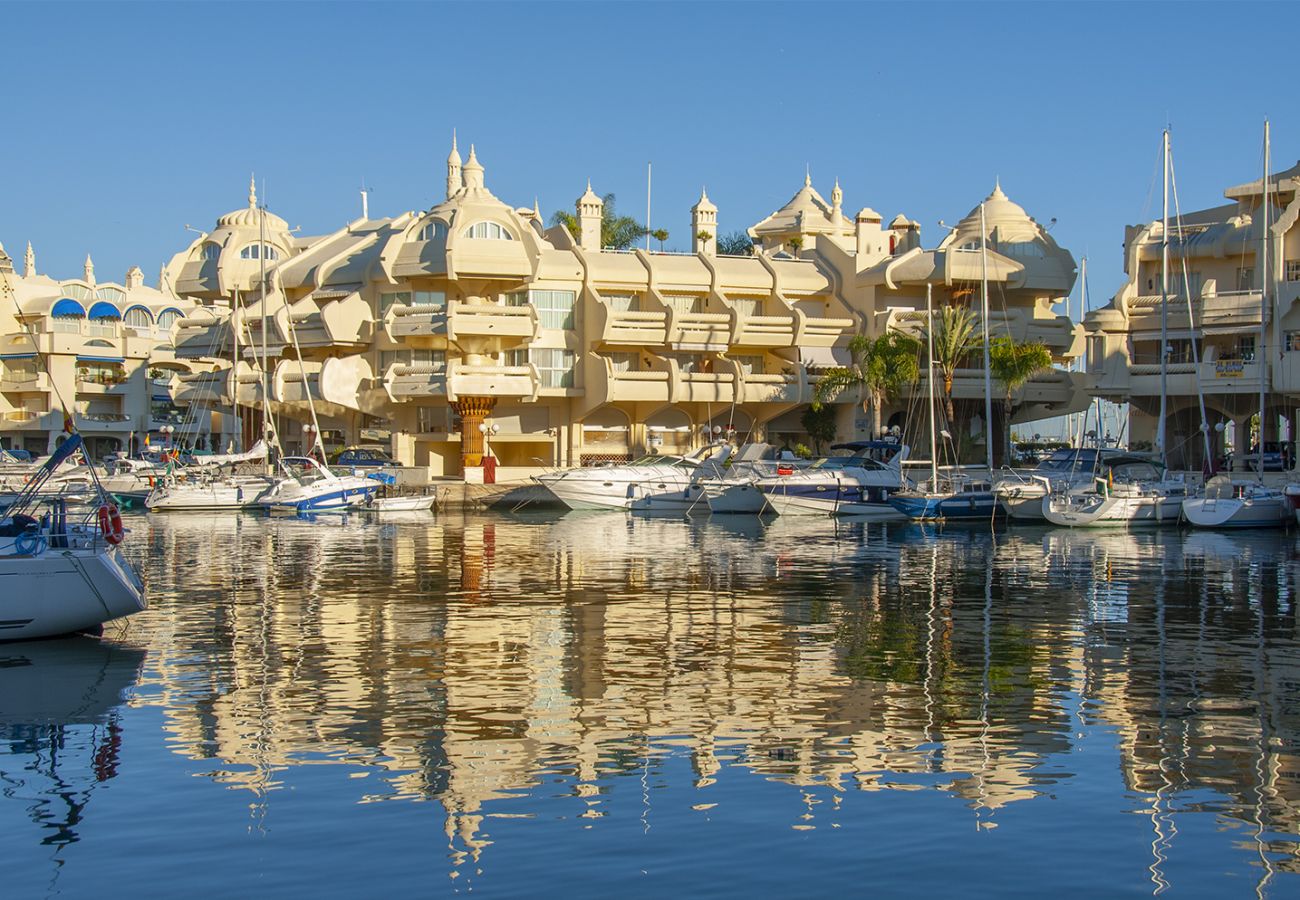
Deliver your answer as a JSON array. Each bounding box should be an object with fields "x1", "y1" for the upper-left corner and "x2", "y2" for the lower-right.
[{"x1": 576, "y1": 180, "x2": 603, "y2": 251}]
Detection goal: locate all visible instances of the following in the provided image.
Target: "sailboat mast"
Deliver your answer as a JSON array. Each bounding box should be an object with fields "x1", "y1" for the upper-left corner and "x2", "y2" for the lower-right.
[
  {"x1": 1158, "y1": 130, "x2": 1169, "y2": 466},
  {"x1": 1258, "y1": 120, "x2": 1270, "y2": 479},
  {"x1": 258, "y1": 188, "x2": 272, "y2": 474},
  {"x1": 926, "y1": 283, "x2": 938, "y2": 486},
  {"x1": 979, "y1": 202, "x2": 994, "y2": 476},
  {"x1": 232, "y1": 287, "x2": 240, "y2": 451}
]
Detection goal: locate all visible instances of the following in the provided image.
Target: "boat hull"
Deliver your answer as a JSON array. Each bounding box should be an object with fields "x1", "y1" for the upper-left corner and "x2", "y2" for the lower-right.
[
  {"x1": 1181, "y1": 496, "x2": 1291, "y2": 529},
  {"x1": 1042, "y1": 494, "x2": 1183, "y2": 527},
  {"x1": 0, "y1": 547, "x2": 146, "y2": 641},
  {"x1": 889, "y1": 491, "x2": 999, "y2": 521},
  {"x1": 996, "y1": 486, "x2": 1049, "y2": 521},
  {"x1": 146, "y1": 478, "x2": 275, "y2": 511},
  {"x1": 704, "y1": 480, "x2": 769, "y2": 515}
]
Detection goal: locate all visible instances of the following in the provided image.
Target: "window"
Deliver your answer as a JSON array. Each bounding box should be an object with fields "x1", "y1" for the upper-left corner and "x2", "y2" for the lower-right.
[
  {"x1": 609, "y1": 352, "x2": 639, "y2": 374},
  {"x1": 239, "y1": 243, "x2": 280, "y2": 261},
  {"x1": 51, "y1": 317, "x2": 81, "y2": 334},
  {"x1": 379, "y1": 291, "x2": 411, "y2": 313},
  {"x1": 664, "y1": 294, "x2": 701, "y2": 314},
  {"x1": 531, "y1": 290, "x2": 575, "y2": 329},
  {"x1": 1287, "y1": 332, "x2": 1300, "y2": 352},
  {"x1": 733, "y1": 355, "x2": 765, "y2": 375},
  {"x1": 1236, "y1": 335, "x2": 1256, "y2": 361},
  {"x1": 157, "y1": 310, "x2": 181, "y2": 329},
  {"x1": 1236, "y1": 266, "x2": 1256, "y2": 292},
  {"x1": 509, "y1": 348, "x2": 575, "y2": 388},
  {"x1": 380, "y1": 348, "x2": 445, "y2": 371},
  {"x1": 418, "y1": 221, "x2": 447, "y2": 241},
  {"x1": 998, "y1": 241, "x2": 1045, "y2": 258},
  {"x1": 732, "y1": 298, "x2": 763, "y2": 317},
  {"x1": 412, "y1": 290, "x2": 446, "y2": 309},
  {"x1": 95, "y1": 287, "x2": 126, "y2": 303},
  {"x1": 1159, "y1": 270, "x2": 1202, "y2": 298},
  {"x1": 462, "y1": 221, "x2": 513, "y2": 240},
  {"x1": 124, "y1": 307, "x2": 153, "y2": 329},
  {"x1": 605, "y1": 293, "x2": 639, "y2": 312},
  {"x1": 1287, "y1": 261, "x2": 1300, "y2": 282},
  {"x1": 200, "y1": 243, "x2": 221, "y2": 261}
]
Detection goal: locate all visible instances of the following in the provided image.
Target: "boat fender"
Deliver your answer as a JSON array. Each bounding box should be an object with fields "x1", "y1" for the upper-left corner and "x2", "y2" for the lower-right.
[{"x1": 98, "y1": 503, "x2": 125, "y2": 545}]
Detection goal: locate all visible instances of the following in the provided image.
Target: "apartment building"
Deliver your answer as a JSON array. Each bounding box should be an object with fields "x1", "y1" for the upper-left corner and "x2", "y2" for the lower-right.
[
  {"x1": 0, "y1": 242, "x2": 198, "y2": 459},
  {"x1": 151, "y1": 140, "x2": 1086, "y2": 478},
  {"x1": 1085, "y1": 160, "x2": 1300, "y2": 470}
]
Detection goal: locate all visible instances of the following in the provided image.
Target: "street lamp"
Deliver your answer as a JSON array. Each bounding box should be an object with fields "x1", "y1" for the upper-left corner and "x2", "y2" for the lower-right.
[
  {"x1": 303, "y1": 422, "x2": 317, "y2": 458},
  {"x1": 160, "y1": 424, "x2": 175, "y2": 448}
]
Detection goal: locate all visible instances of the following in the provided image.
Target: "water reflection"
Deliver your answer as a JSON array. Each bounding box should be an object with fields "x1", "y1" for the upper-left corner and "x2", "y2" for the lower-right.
[
  {"x1": 4, "y1": 512, "x2": 1299, "y2": 893},
  {"x1": 0, "y1": 639, "x2": 145, "y2": 848}
]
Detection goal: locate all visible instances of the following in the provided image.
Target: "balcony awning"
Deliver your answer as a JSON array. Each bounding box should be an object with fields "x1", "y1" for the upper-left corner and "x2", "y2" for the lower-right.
[
  {"x1": 51, "y1": 298, "x2": 85, "y2": 318},
  {"x1": 87, "y1": 301, "x2": 122, "y2": 321},
  {"x1": 76, "y1": 354, "x2": 125, "y2": 363},
  {"x1": 799, "y1": 346, "x2": 852, "y2": 369},
  {"x1": 0, "y1": 352, "x2": 36, "y2": 359}
]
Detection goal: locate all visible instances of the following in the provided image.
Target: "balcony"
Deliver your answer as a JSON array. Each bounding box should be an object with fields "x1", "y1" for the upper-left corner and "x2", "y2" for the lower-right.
[
  {"x1": 75, "y1": 375, "x2": 129, "y2": 394},
  {"x1": 0, "y1": 371, "x2": 49, "y2": 393},
  {"x1": 386, "y1": 303, "x2": 447, "y2": 339},
  {"x1": 1127, "y1": 360, "x2": 1265, "y2": 396},
  {"x1": 594, "y1": 307, "x2": 668, "y2": 346},
  {"x1": 273, "y1": 357, "x2": 371, "y2": 414},
  {"x1": 798, "y1": 311, "x2": 855, "y2": 348},
  {"x1": 2, "y1": 410, "x2": 56, "y2": 429},
  {"x1": 173, "y1": 370, "x2": 232, "y2": 406},
  {"x1": 668, "y1": 312, "x2": 731, "y2": 349},
  {"x1": 75, "y1": 412, "x2": 133, "y2": 432},
  {"x1": 733, "y1": 314, "x2": 798, "y2": 348},
  {"x1": 384, "y1": 364, "x2": 447, "y2": 400},
  {"x1": 450, "y1": 302, "x2": 537, "y2": 342},
  {"x1": 446, "y1": 361, "x2": 539, "y2": 402},
  {"x1": 736, "y1": 372, "x2": 806, "y2": 405}
]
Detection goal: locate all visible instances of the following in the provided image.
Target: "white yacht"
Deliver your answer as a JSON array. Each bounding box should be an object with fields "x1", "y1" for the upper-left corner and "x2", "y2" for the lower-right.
[
  {"x1": 993, "y1": 448, "x2": 1122, "y2": 521},
  {"x1": 536, "y1": 444, "x2": 730, "y2": 512},
  {"x1": 0, "y1": 436, "x2": 146, "y2": 640},
  {"x1": 757, "y1": 442, "x2": 908, "y2": 517},
  {"x1": 693, "y1": 444, "x2": 805, "y2": 515},
  {"x1": 1181, "y1": 477, "x2": 1292, "y2": 529},
  {"x1": 1041, "y1": 456, "x2": 1186, "y2": 527},
  {"x1": 145, "y1": 471, "x2": 279, "y2": 511},
  {"x1": 255, "y1": 456, "x2": 381, "y2": 512}
]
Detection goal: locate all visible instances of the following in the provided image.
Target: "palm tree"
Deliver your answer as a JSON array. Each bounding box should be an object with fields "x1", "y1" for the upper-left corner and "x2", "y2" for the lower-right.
[
  {"x1": 929, "y1": 305, "x2": 983, "y2": 432},
  {"x1": 550, "y1": 192, "x2": 647, "y2": 250},
  {"x1": 812, "y1": 330, "x2": 920, "y2": 438},
  {"x1": 989, "y1": 336, "x2": 1054, "y2": 465}
]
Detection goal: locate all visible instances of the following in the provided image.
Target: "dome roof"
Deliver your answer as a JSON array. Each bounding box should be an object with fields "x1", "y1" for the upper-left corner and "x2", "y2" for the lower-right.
[
  {"x1": 217, "y1": 177, "x2": 289, "y2": 231},
  {"x1": 951, "y1": 181, "x2": 1040, "y2": 244}
]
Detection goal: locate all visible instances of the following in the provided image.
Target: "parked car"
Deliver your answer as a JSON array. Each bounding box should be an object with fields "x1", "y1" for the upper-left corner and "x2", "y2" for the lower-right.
[
  {"x1": 335, "y1": 447, "x2": 402, "y2": 468},
  {"x1": 1241, "y1": 442, "x2": 1292, "y2": 472},
  {"x1": 2, "y1": 448, "x2": 33, "y2": 462}
]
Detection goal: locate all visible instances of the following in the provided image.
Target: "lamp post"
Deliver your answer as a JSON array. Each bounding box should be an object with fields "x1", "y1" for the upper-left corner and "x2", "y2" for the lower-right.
[
  {"x1": 303, "y1": 422, "x2": 317, "y2": 459},
  {"x1": 160, "y1": 424, "x2": 175, "y2": 448}
]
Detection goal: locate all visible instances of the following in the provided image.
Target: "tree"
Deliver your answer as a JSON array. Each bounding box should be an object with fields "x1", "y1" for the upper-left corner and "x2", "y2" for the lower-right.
[
  {"x1": 800, "y1": 404, "x2": 837, "y2": 455},
  {"x1": 928, "y1": 305, "x2": 983, "y2": 435},
  {"x1": 812, "y1": 331, "x2": 920, "y2": 439},
  {"x1": 650, "y1": 228, "x2": 669, "y2": 251},
  {"x1": 989, "y1": 336, "x2": 1054, "y2": 466},
  {"x1": 716, "y1": 231, "x2": 754, "y2": 256},
  {"x1": 550, "y1": 192, "x2": 647, "y2": 250}
]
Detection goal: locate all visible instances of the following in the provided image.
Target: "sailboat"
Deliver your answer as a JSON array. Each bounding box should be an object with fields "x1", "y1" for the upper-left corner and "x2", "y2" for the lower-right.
[
  {"x1": 1043, "y1": 131, "x2": 1189, "y2": 527},
  {"x1": 889, "y1": 220, "x2": 999, "y2": 522},
  {"x1": 1183, "y1": 121, "x2": 1291, "y2": 529}
]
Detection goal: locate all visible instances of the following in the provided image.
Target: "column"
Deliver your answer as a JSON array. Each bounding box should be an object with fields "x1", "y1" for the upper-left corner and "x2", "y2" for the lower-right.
[{"x1": 454, "y1": 396, "x2": 495, "y2": 468}]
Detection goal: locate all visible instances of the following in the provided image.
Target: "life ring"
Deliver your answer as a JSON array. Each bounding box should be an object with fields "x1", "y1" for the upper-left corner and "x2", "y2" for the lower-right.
[{"x1": 97, "y1": 503, "x2": 125, "y2": 545}]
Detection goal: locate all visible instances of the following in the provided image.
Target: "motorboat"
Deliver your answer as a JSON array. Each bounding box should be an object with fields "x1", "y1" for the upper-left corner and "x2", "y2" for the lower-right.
[
  {"x1": 887, "y1": 472, "x2": 999, "y2": 522},
  {"x1": 694, "y1": 443, "x2": 805, "y2": 515},
  {"x1": 146, "y1": 470, "x2": 279, "y2": 511},
  {"x1": 1041, "y1": 455, "x2": 1186, "y2": 527},
  {"x1": 255, "y1": 456, "x2": 381, "y2": 512},
  {"x1": 993, "y1": 447, "x2": 1123, "y2": 521},
  {"x1": 756, "y1": 442, "x2": 909, "y2": 517},
  {"x1": 1181, "y1": 477, "x2": 1292, "y2": 529},
  {"x1": 0, "y1": 435, "x2": 146, "y2": 641},
  {"x1": 363, "y1": 490, "x2": 437, "y2": 513},
  {"x1": 535, "y1": 444, "x2": 731, "y2": 512}
]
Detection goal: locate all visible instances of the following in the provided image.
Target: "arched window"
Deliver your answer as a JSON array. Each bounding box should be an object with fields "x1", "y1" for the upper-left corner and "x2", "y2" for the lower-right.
[
  {"x1": 999, "y1": 241, "x2": 1046, "y2": 259},
  {"x1": 95, "y1": 287, "x2": 126, "y2": 303},
  {"x1": 200, "y1": 242, "x2": 221, "y2": 261},
  {"x1": 418, "y1": 221, "x2": 448, "y2": 241},
  {"x1": 124, "y1": 306, "x2": 154, "y2": 329},
  {"x1": 157, "y1": 308, "x2": 185, "y2": 329},
  {"x1": 239, "y1": 243, "x2": 280, "y2": 261},
  {"x1": 462, "y1": 221, "x2": 513, "y2": 240}
]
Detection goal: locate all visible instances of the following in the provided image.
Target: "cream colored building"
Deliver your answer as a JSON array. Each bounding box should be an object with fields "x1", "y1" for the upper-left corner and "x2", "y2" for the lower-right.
[
  {"x1": 1085, "y1": 160, "x2": 1300, "y2": 469},
  {"x1": 0, "y1": 242, "x2": 200, "y2": 459},
  {"x1": 148, "y1": 140, "x2": 1085, "y2": 477}
]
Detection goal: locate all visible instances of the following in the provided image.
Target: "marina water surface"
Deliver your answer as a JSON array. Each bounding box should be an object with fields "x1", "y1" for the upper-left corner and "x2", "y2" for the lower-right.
[{"x1": 2, "y1": 512, "x2": 1298, "y2": 896}]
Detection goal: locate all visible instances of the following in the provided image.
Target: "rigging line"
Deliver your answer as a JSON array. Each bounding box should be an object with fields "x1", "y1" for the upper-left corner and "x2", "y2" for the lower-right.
[{"x1": 1167, "y1": 151, "x2": 1214, "y2": 468}]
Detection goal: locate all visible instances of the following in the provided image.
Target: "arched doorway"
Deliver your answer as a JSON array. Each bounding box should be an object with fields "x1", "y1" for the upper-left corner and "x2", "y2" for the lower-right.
[
  {"x1": 646, "y1": 408, "x2": 693, "y2": 454},
  {"x1": 705, "y1": 409, "x2": 754, "y2": 444},
  {"x1": 581, "y1": 408, "x2": 631, "y2": 466}
]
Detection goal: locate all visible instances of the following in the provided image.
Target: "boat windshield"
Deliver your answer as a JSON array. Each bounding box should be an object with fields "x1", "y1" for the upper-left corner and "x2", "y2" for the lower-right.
[
  {"x1": 626, "y1": 454, "x2": 687, "y2": 467},
  {"x1": 280, "y1": 458, "x2": 328, "y2": 485},
  {"x1": 809, "y1": 456, "x2": 889, "y2": 472},
  {"x1": 1111, "y1": 462, "x2": 1160, "y2": 482},
  {"x1": 1036, "y1": 449, "x2": 1104, "y2": 473}
]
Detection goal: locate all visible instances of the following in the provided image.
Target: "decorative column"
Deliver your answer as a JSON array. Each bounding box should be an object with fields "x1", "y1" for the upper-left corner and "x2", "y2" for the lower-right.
[{"x1": 454, "y1": 397, "x2": 496, "y2": 468}]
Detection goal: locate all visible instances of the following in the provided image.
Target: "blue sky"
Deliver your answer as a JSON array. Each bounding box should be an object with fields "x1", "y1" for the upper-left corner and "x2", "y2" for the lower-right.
[{"x1": 2, "y1": 1, "x2": 1292, "y2": 312}]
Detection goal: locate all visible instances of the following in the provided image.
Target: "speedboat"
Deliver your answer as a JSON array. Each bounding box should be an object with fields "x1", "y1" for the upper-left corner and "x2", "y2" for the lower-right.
[
  {"x1": 993, "y1": 447, "x2": 1123, "y2": 521},
  {"x1": 0, "y1": 435, "x2": 146, "y2": 641},
  {"x1": 535, "y1": 444, "x2": 730, "y2": 512},
  {"x1": 756, "y1": 442, "x2": 909, "y2": 517},
  {"x1": 694, "y1": 444, "x2": 805, "y2": 515},
  {"x1": 1181, "y1": 476, "x2": 1292, "y2": 529},
  {"x1": 255, "y1": 456, "x2": 381, "y2": 512},
  {"x1": 1041, "y1": 456, "x2": 1185, "y2": 527},
  {"x1": 888, "y1": 471, "x2": 999, "y2": 522}
]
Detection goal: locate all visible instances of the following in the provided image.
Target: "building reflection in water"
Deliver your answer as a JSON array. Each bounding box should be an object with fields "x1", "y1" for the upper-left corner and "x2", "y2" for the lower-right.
[
  {"x1": 0, "y1": 638, "x2": 146, "y2": 851},
  {"x1": 112, "y1": 514, "x2": 1300, "y2": 887}
]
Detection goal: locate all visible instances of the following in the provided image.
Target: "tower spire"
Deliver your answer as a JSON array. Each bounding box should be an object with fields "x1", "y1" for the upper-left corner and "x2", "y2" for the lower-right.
[
  {"x1": 83, "y1": 253, "x2": 95, "y2": 285},
  {"x1": 446, "y1": 131, "x2": 464, "y2": 199},
  {"x1": 24, "y1": 241, "x2": 34, "y2": 278},
  {"x1": 248, "y1": 174, "x2": 257, "y2": 209}
]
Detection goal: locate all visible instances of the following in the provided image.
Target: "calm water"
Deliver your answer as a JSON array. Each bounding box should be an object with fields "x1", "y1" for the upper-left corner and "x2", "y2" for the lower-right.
[{"x1": 2, "y1": 512, "x2": 1298, "y2": 897}]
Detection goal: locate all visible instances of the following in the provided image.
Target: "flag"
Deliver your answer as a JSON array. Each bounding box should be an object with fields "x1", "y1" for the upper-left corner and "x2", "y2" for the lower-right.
[{"x1": 61, "y1": 408, "x2": 74, "y2": 433}]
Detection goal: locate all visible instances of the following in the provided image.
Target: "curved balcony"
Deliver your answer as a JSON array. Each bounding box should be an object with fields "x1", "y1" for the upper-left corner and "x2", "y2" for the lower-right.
[
  {"x1": 386, "y1": 303, "x2": 447, "y2": 340},
  {"x1": 736, "y1": 372, "x2": 806, "y2": 405},
  {"x1": 446, "y1": 361, "x2": 539, "y2": 402},
  {"x1": 668, "y1": 312, "x2": 731, "y2": 349},
  {"x1": 447, "y1": 302, "x2": 538, "y2": 343},
  {"x1": 384, "y1": 363, "x2": 447, "y2": 401},
  {"x1": 733, "y1": 313, "x2": 798, "y2": 348},
  {"x1": 594, "y1": 307, "x2": 668, "y2": 346}
]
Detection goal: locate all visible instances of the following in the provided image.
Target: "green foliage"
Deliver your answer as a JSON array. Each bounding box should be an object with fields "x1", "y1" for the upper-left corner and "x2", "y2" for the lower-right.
[
  {"x1": 812, "y1": 330, "x2": 921, "y2": 437},
  {"x1": 650, "y1": 228, "x2": 669, "y2": 251},
  {"x1": 550, "y1": 192, "x2": 647, "y2": 250},
  {"x1": 793, "y1": 442, "x2": 813, "y2": 459},
  {"x1": 928, "y1": 306, "x2": 983, "y2": 434},
  {"x1": 800, "y1": 404, "x2": 837, "y2": 455},
  {"x1": 989, "y1": 336, "x2": 1054, "y2": 464},
  {"x1": 716, "y1": 231, "x2": 754, "y2": 256}
]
